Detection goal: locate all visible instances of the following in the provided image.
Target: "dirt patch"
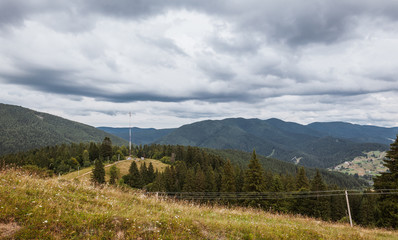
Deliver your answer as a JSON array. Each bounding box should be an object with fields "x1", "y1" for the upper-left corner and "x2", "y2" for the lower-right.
[{"x1": 0, "y1": 222, "x2": 21, "y2": 238}]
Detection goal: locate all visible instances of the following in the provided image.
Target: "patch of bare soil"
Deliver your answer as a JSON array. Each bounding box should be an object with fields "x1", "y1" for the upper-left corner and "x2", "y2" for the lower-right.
[{"x1": 0, "y1": 222, "x2": 21, "y2": 238}]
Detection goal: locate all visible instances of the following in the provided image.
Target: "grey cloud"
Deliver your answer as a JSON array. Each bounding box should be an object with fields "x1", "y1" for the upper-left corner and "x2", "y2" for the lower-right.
[
  {"x1": 138, "y1": 35, "x2": 187, "y2": 56},
  {"x1": 3, "y1": 0, "x2": 398, "y2": 46},
  {"x1": 0, "y1": 67, "x2": 245, "y2": 103},
  {"x1": 197, "y1": 60, "x2": 236, "y2": 81}
]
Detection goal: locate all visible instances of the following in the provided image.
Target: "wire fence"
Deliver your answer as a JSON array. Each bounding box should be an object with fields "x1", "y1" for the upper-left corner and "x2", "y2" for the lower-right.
[{"x1": 146, "y1": 189, "x2": 398, "y2": 200}]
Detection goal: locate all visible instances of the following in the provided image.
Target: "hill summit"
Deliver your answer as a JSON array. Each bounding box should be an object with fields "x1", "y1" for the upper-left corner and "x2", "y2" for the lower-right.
[{"x1": 0, "y1": 103, "x2": 126, "y2": 155}]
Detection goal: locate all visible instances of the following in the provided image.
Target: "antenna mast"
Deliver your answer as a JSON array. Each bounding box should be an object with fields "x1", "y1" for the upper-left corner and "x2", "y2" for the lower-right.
[{"x1": 129, "y1": 112, "x2": 132, "y2": 157}]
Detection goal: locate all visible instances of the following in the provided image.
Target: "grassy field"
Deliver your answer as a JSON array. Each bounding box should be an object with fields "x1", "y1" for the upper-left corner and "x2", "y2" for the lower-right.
[
  {"x1": 331, "y1": 151, "x2": 387, "y2": 177},
  {"x1": 62, "y1": 158, "x2": 169, "y2": 181},
  {"x1": 1, "y1": 168, "x2": 398, "y2": 239}
]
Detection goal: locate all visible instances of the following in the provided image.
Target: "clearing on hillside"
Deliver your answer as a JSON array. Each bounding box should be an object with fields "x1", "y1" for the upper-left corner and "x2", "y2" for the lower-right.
[{"x1": 62, "y1": 158, "x2": 169, "y2": 181}]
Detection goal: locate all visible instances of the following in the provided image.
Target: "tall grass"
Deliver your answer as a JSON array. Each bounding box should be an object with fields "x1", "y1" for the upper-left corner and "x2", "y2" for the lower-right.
[{"x1": 1, "y1": 168, "x2": 397, "y2": 239}]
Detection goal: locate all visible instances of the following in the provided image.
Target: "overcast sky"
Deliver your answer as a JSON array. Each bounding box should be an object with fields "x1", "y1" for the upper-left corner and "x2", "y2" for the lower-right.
[{"x1": 1, "y1": 0, "x2": 398, "y2": 128}]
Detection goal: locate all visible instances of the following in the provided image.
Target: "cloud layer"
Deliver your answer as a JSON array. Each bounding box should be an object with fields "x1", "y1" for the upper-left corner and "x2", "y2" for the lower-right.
[{"x1": 0, "y1": 0, "x2": 397, "y2": 128}]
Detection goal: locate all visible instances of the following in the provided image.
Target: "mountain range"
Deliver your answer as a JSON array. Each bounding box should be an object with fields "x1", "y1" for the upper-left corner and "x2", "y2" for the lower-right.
[
  {"x1": 103, "y1": 118, "x2": 397, "y2": 168},
  {"x1": 0, "y1": 103, "x2": 127, "y2": 155},
  {"x1": 2, "y1": 103, "x2": 397, "y2": 170}
]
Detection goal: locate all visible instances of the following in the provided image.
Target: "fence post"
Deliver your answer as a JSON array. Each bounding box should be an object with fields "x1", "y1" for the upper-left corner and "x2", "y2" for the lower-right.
[{"x1": 345, "y1": 190, "x2": 353, "y2": 227}]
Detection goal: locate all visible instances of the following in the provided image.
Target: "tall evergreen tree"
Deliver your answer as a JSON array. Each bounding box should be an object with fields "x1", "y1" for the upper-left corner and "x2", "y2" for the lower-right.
[
  {"x1": 91, "y1": 158, "x2": 105, "y2": 184},
  {"x1": 374, "y1": 135, "x2": 398, "y2": 228},
  {"x1": 221, "y1": 159, "x2": 236, "y2": 192},
  {"x1": 82, "y1": 149, "x2": 90, "y2": 167},
  {"x1": 205, "y1": 166, "x2": 217, "y2": 192},
  {"x1": 296, "y1": 167, "x2": 310, "y2": 190},
  {"x1": 123, "y1": 161, "x2": 143, "y2": 188},
  {"x1": 310, "y1": 170, "x2": 330, "y2": 220},
  {"x1": 109, "y1": 165, "x2": 120, "y2": 185},
  {"x1": 100, "y1": 137, "x2": 113, "y2": 160},
  {"x1": 243, "y1": 150, "x2": 265, "y2": 192},
  {"x1": 140, "y1": 162, "x2": 149, "y2": 185},
  {"x1": 194, "y1": 167, "x2": 206, "y2": 192},
  {"x1": 147, "y1": 162, "x2": 156, "y2": 183}
]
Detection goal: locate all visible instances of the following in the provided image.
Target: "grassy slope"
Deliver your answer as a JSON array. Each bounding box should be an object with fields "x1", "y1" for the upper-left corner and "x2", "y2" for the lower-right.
[
  {"x1": 1, "y1": 169, "x2": 398, "y2": 239},
  {"x1": 62, "y1": 158, "x2": 169, "y2": 181}
]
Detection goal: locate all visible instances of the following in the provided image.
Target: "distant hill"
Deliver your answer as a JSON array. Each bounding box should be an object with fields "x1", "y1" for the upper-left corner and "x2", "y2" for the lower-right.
[
  {"x1": 0, "y1": 103, "x2": 127, "y2": 155},
  {"x1": 155, "y1": 118, "x2": 392, "y2": 168},
  {"x1": 98, "y1": 127, "x2": 174, "y2": 145},
  {"x1": 308, "y1": 121, "x2": 398, "y2": 145}
]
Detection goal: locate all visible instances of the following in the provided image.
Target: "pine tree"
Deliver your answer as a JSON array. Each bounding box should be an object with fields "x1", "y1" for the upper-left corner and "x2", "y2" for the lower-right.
[
  {"x1": 194, "y1": 167, "x2": 206, "y2": 192},
  {"x1": 183, "y1": 169, "x2": 196, "y2": 192},
  {"x1": 82, "y1": 149, "x2": 90, "y2": 167},
  {"x1": 243, "y1": 149, "x2": 265, "y2": 192},
  {"x1": 296, "y1": 167, "x2": 310, "y2": 191},
  {"x1": 221, "y1": 159, "x2": 236, "y2": 192},
  {"x1": 100, "y1": 137, "x2": 112, "y2": 160},
  {"x1": 91, "y1": 158, "x2": 105, "y2": 184},
  {"x1": 310, "y1": 170, "x2": 330, "y2": 220},
  {"x1": 140, "y1": 162, "x2": 149, "y2": 185},
  {"x1": 205, "y1": 166, "x2": 217, "y2": 192},
  {"x1": 109, "y1": 165, "x2": 120, "y2": 185},
  {"x1": 147, "y1": 162, "x2": 156, "y2": 183},
  {"x1": 123, "y1": 161, "x2": 143, "y2": 188},
  {"x1": 374, "y1": 135, "x2": 398, "y2": 228}
]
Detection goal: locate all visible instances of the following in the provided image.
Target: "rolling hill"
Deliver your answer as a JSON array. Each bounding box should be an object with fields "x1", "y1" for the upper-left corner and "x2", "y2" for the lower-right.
[
  {"x1": 154, "y1": 118, "x2": 392, "y2": 168},
  {"x1": 0, "y1": 103, "x2": 127, "y2": 156}
]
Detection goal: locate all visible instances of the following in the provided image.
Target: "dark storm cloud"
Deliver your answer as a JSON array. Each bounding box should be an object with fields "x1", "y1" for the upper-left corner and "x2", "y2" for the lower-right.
[
  {"x1": 3, "y1": 0, "x2": 398, "y2": 45},
  {"x1": 0, "y1": 67, "x2": 248, "y2": 103}
]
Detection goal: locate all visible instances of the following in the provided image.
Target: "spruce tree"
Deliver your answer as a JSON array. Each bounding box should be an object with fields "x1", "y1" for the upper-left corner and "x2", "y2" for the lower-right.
[
  {"x1": 296, "y1": 167, "x2": 310, "y2": 191},
  {"x1": 310, "y1": 170, "x2": 330, "y2": 220},
  {"x1": 194, "y1": 167, "x2": 206, "y2": 192},
  {"x1": 243, "y1": 150, "x2": 265, "y2": 192},
  {"x1": 147, "y1": 162, "x2": 156, "y2": 183},
  {"x1": 183, "y1": 169, "x2": 196, "y2": 192},
  {"x1": 100, "y1": 137, "x2": 113, "y2": 160},
  {"x1": 109, "y1": 165, "x2": 120, "y2": 185},
  {"x1": 205, "y1": 166, "x2": 217, "y2": 192},
  {"x1": 91, "y1": 158, "x2": 105, "y2": 184},
  {"x1": 123, "y1": 161, "x2": 143, "y2": 188},
  {"x1": 221, "y1": 159, "x2": 236, "y2": 192},
  {"x1": 374, "y1": 135, "x2": 398, "y2": 228},
  {"x1": 140, "y1": 162, "x2": 149, "y2": 185}
]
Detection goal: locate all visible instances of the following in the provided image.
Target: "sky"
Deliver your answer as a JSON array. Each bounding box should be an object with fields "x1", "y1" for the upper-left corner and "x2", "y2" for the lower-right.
[{"x1": 1, "y1": 0, "x2": 398, "y2": 129}]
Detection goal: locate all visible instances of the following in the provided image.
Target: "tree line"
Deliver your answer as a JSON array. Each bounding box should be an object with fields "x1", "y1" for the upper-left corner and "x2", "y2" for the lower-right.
[{"x1": 1, "y1": 136, "x2": 398, "y2": 229}]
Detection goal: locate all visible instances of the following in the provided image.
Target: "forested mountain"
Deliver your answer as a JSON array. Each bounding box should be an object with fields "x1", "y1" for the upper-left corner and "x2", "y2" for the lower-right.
[
  {"x1": 308, "y1": 121, "x2": 398, "y2": 145},
  {"x1": 155, "y1": 118, "x2": 391, "y2": 168},
  {"x1": 0, "y1": 103, "x2": 127, "y2": 155},
  {"x1": 98, "y1": 127, "x2": 174, "y2": 145}
]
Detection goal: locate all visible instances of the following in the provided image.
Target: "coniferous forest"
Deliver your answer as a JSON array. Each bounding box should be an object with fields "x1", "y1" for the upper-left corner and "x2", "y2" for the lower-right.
[{"x1": 2, "y1": 135, "x2": 398, "y2": 229}]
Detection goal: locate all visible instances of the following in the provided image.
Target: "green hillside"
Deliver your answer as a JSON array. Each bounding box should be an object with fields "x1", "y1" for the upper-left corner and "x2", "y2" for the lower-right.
[
  {"x1": 2, "y1": 169, "x2": 398, "y2": 239},
  {"x1": 0, "y1": 103, "x2": 127, "y2": 155},
  {"x1": 156, "y1": 118, "x2": 389, "y2": 168}
]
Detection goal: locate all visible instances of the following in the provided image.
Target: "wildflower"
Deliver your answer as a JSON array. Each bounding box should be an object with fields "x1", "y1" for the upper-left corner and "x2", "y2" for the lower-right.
[{"x1": 43, "y1": 220, "x2": 48, "y2": 223}]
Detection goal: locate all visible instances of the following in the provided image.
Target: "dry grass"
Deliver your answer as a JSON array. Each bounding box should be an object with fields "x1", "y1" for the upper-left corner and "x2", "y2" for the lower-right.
[
  {"x1": 1, "y1": 168, "x2": 398, "y2": 239},
  {"x1": 62, "y1": 158, "x2": 169, "y2": 181}
]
